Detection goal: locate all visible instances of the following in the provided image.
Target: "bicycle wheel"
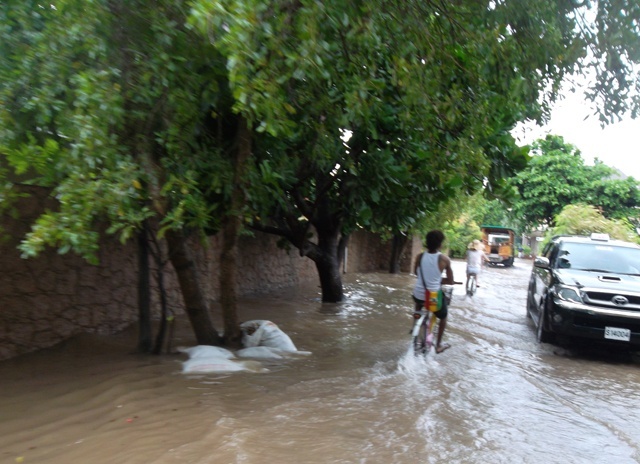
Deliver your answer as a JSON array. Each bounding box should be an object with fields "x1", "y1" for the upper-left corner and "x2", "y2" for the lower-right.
[
  {"x1": 413, "y1": 322, "x2": 428, "y2": 356},
  {"x1": 469, "y1": 277, "x2": 477, "y2": 296},
  {"x1": 425, "y1": 317, "x2": 436, "y2": 353}
]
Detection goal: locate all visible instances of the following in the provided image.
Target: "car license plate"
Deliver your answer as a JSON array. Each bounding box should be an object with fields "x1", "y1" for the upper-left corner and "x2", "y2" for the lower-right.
[{"x1": 604, "y1": 327, "x2": 631, "y2": 341}]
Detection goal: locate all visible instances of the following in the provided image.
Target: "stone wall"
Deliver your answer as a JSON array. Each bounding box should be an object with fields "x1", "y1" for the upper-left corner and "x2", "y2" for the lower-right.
[
  {"x1": 0, "y1": 187, "x2": 142, "y2": 360},
  {"x1": 345, "y1": 230, "x2": 418, "y2": 274},
  {"x1": 0, "y1": 188, "x2": 419, "y2": 361},
  {"x1": 0, "y1": 219, "x2": 318, "y2": 360}
]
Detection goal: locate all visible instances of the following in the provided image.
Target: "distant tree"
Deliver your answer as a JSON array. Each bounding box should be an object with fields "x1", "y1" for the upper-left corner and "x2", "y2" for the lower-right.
[
  {"x1": 442, "y1": 214, "x2": 484, "y2": 259},
  {"x1": 430, "y1": 194, "x2": 524, "y2": 258},
  {"x1": 509, "y1": 135, "x2": 640, "y2": 228},
  {"x1": 472, "y1": 197, "x2": 524, "y2": 234},
  {"x1": 584, "y1": 161, "x2": 640, "y2": 221},
  {"x1": 548, "y1": 204, "x2": 637, "y2": 243}
]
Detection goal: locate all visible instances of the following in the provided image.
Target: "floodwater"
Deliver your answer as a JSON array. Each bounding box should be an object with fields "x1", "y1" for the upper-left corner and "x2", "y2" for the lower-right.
[{"x1": 1, "y1": 259, "x2": 640, "y2": 464}]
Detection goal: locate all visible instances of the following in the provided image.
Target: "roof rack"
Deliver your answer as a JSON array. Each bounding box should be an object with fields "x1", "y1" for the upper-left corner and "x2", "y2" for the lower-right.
[
  {"x1": 549, "y1": 233, "x2": 612, "y2": 242},
  {"x1": 549, "y1": 234, "x2": 574, "y2": 241}
]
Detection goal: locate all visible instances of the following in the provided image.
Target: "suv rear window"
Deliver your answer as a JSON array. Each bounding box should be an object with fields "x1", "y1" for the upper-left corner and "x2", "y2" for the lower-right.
[{"x1": 555, "y1": 242, "x2": 640, "y2": 275}]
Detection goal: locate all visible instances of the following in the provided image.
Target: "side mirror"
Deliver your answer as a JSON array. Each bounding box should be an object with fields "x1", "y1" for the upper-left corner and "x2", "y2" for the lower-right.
[{"x1": 534, "y1": 256, "x2": 550, "y2": 270}]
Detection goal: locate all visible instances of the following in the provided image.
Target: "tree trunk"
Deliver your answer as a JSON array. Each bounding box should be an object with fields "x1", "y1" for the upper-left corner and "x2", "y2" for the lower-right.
[
  {"x1": 219, "y1": 116, "x2": 251, "y2": 348},
  {"x1": 151, "y1": 256, "x2": 169, "y2": 355},
  {"x1": 314, "y1": 230, "x2": 344, "y2": 303},
  {"x1": 389, "y1": 232, "x2": 408, "y2": 274},
  {"x1": 220, "y1": 218, "x2": 242, "y2": 347},
  {"x1": 137, "y1": 227, "x2": 152, "y2": 353},
  {"x1": 165, "y1": 229, "x2": 222, "y2": 346},
  {"x1": 337, "y1": 234, "x2": 349, "y2": 273}
]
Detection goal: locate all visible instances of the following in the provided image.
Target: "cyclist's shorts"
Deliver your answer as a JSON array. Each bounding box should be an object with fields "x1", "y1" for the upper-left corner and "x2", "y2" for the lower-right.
[
  {"x1": 412, "y1": 295, "x2": 448, "y2": 319},
  {"x1": 467, "y1": 266, "x2": 480, "y2": 275}
]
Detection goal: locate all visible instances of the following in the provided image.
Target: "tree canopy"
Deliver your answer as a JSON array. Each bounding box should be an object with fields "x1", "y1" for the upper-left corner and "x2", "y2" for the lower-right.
[
  {"x1": 509, "y1": 135, "x2": 640, "y2": 228},
  {"x1": 190, "y1": 0, "x2": 639, "y2": 299},
  {"x1": 549, "y1": 203, "x2": 637, "y2": 242}
]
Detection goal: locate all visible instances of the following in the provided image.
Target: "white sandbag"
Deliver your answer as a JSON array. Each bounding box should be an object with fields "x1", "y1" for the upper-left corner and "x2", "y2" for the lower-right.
[
  {"x1": 182, "y1": 357, "x2": 247, "y2": 374},
  {"x1": 178, "y1": 345, "x2": 236, "y2": 360},
  {"x1": 288, "y1": 350, "x2": 312, "y2": 356},
  {"x1": 179, "y1": 345, "x2": 245, "y2": 374},
  {"x1": 240, "y1": 320, "x2": 298, "y2": 352},
  {"x1": 236, "y1": 346, "x2": 284, "y2": 359}
]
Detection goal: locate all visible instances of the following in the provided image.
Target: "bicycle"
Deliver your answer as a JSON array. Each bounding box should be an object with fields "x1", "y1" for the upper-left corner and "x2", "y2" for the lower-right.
[
  {"x1": 466, "y1": 273, "x2": 477, "y2": 296},
  {"x1": 411, "y1": 285, "x2": 454, "y2": 356}
]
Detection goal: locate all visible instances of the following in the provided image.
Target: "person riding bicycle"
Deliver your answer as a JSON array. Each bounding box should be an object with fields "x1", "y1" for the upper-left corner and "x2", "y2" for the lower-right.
[
  {"x1": 466, "y1": 239, "x2": 488, "y2": 289},
  {"x1": 412, "y1": 230, "x2": 458, "y2": 354}
]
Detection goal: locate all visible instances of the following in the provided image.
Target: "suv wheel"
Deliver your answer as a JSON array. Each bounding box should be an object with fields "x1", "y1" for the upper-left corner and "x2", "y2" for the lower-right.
[{"x1": 536, "y1": 298, "x2": 555, "y2": 344}]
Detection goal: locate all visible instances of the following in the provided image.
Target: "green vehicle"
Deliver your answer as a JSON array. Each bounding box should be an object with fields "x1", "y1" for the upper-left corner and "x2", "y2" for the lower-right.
[{"x1": 481, "y1": 225, "x2": 516, "y2": 267}]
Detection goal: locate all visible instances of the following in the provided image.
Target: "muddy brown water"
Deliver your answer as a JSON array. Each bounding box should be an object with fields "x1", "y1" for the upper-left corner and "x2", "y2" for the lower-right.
[{"x1": 1, "y1": 259, "x2": 639, "y2": 464}]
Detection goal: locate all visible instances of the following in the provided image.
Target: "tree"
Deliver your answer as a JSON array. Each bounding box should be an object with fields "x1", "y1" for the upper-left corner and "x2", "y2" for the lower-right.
[
  {"x1": 443, "y1": 214, "x2": 484, "y2": 259},
  {"x1": 193, "y1": 0, "x2": 615, "y2": 299},
  {"x1": 420, "y1": 193, "x2": 522, "y2": 259},
  {"x1": 509, "y1": 135, "x2": 640, "y2": 228},
  {"x1": 548, "y1": 204, "x2": 637, "y2": 243},
  {"x1": 585, "y1": 160, "x2": 640, "y2": 222},
  {"x1": 0, "y1": 0, "x2": 243, "y2": 347}
]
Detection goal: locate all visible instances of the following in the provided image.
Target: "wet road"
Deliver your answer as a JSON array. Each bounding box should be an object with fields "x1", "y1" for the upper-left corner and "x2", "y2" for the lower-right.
[{"x1": 1, "y1": 258, "x2": 639, "y2": 463}]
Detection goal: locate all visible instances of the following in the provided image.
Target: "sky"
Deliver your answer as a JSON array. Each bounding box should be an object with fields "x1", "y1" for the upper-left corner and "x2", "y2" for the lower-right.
[{"x1": 512, "y1": 89, "x2": 640, "y2": 180}]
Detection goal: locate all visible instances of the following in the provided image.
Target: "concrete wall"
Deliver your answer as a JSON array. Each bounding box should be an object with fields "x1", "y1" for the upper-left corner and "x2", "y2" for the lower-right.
[{"x1": 0, "y1": 188, "x2": 418, "y2": 361}]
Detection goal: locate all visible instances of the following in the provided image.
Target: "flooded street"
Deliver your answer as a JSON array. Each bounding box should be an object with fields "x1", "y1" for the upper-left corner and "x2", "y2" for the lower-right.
[{"x1": 1, "y1": 259, "x2": 640, "y2": 464}]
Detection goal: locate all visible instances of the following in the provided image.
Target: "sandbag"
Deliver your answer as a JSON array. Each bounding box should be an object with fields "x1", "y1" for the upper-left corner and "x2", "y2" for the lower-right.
[
  {"x1": 236, "y1": 346, "x2": 284, "y2": 359},
  {"x1": 178, "y1": 345, "x2": 246, "y2": 374},
  {"x1": 240, "y1": 320, "x2": 298, "y2": 352},
  {"x1": 178, "y1": 345, "x2": 235, "y2": 360}
]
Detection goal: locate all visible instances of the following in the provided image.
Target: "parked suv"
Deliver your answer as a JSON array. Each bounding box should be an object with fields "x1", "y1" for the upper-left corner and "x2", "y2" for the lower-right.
[{"x1": 527, "y1": 233, "x2": 640, "y2": 347}]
